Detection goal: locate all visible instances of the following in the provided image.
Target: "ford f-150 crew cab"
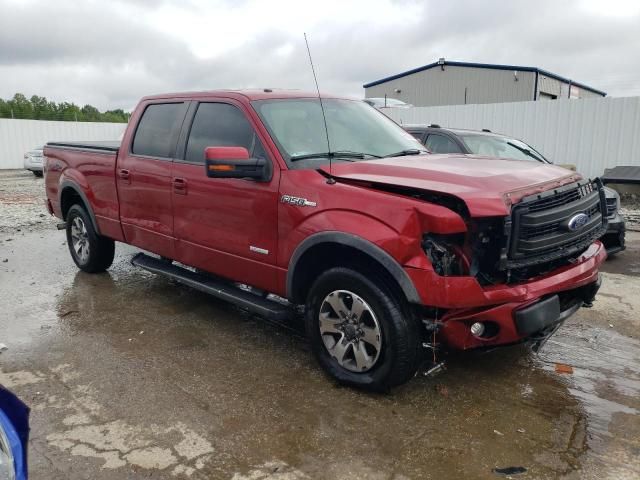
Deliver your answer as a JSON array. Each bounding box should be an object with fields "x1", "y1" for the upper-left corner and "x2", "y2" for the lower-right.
[{"x1": 43, "y1": 90, "x2": 606, "y2": 390}]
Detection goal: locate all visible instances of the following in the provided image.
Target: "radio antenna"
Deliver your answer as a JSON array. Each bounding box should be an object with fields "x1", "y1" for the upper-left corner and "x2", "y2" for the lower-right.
[{"x1": 304, "y1": 33, "x2": 335, "y2": 183}]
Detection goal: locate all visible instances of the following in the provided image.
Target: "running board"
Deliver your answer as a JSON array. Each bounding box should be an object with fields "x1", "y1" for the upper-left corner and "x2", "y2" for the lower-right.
[{"x1": 131, "y1": 253, "x2": 293, "y2": 321}]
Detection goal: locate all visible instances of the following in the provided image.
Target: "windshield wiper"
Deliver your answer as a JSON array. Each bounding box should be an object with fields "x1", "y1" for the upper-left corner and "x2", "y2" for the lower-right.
[
  {"x1": 289, "y1": 151, "x2": 381, "y2": 162},
  {"x1": 506, "y1": 142, "x2": 543, "y2": 162},
  {"x1": 383, "y1": 149, "x2": 426, "y2": 158}
]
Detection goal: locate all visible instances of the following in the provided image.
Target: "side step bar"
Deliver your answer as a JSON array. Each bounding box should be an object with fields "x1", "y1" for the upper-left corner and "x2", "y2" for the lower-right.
[{"x1": 131, "y1": 253, "x2": 293, "y2": 321}]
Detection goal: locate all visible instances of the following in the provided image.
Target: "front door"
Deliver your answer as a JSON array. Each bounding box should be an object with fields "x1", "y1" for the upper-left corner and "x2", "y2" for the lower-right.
[
  {"x1": 171, "y1": 100, "x2": 280, "y2": 292},
  {"x1": 117, "y1": 101, "x2": 188, "y2": 258}
]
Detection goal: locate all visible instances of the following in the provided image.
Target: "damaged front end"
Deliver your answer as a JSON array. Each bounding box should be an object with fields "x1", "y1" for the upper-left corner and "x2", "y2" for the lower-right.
[
  {"x1": 423, "y1": 179, "x2": 608, "y2": 284},
  {"x1": 333, "y1": 174, "x2": 607, "y2": 352},
  {"x1": 411, "y1": 179, "x2": 608, "y2": 352}
]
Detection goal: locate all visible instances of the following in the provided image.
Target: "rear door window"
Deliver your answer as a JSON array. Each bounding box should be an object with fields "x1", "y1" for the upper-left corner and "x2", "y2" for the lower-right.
[
  {"x1": 132, "y1": 103, "x2": 186, "y2": 158},
  {"x1": 424, "y1": 134, "x2": 462, "y2": 154}
]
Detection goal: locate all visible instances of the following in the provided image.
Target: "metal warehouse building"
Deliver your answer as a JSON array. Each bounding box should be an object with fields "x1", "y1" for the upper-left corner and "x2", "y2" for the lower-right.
[{"x1": 363, "y1": 59, "x2": 606, "y2": 107}]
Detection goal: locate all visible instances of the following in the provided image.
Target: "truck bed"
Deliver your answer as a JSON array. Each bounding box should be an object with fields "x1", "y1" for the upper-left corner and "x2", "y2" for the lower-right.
[
  {"x1": 44, "y1": 140, "x2": 124, "y2": 242},
  {"x1": 47, "y1": 140, "x2": 121, "y2": 152}
]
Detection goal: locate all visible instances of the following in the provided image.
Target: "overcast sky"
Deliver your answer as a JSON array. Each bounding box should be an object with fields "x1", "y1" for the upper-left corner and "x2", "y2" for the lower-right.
[{"x1": 1, "y1": 0, "x2": 639, "y2": 111}]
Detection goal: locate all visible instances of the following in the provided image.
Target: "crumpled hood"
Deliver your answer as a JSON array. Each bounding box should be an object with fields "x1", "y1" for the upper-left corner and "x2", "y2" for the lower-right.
[{"x1": 322, "y1": 154, "x2": 582, "y2": 217}]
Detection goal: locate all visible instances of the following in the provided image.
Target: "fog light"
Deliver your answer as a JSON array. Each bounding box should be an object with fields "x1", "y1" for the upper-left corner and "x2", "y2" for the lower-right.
[{"x1": 470, "y1": 322, "x2": 485, "y2": 337}]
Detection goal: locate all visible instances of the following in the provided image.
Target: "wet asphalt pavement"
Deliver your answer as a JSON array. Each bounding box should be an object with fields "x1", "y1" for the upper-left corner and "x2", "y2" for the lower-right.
[{"x1": 1, "y1": 170, "x2": 639, "y2": 479}]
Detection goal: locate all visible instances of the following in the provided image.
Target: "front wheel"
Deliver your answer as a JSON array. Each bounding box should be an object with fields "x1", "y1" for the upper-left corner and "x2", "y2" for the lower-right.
[
  {"x1": 65, "y1": 204, "x2": 115, "y2": 273},
  {"x1": 305, "y1": 267, "x2": 421, "y2": 391}
]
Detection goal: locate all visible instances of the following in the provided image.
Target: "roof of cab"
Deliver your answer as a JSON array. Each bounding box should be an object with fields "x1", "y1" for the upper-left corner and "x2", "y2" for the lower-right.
[{"x1": 139, "y1": 89, "x2": 353, "y2": 102}]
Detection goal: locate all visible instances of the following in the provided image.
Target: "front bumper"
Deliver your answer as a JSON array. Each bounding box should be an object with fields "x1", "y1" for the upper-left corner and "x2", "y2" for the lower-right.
[
  {"x1": 407, "y1": 241, "x2": 607, "y2": 350},
  {"x1": 601, "y1": 213, "x2": 626, "y2": 255}
]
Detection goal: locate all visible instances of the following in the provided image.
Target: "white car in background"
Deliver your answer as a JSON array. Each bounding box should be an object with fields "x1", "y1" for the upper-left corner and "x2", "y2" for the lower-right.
[{"x1": 23, "y1": 146, "x2": 44, "y2": 177}]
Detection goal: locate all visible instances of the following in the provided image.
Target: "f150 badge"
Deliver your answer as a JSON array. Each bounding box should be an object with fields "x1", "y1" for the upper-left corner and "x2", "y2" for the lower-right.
[{"x1": 280, "y1": 195, "x2": 317, "y2": 207}]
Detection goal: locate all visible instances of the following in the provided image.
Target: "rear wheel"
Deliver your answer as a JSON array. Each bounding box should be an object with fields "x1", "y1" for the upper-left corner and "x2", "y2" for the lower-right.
[
  {"x1": 33, "y1": 171, "x2": 43, "y2": 178},
  {"x1": 305, "y1": 267, "x2": 421, "y2": 391},
  {"x1": 65, "y1": 204, "x2": 115, "y2": 273}
]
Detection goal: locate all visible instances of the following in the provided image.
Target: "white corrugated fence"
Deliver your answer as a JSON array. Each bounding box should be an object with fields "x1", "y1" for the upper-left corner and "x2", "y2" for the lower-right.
[
  {"x1": 0, "y1": 119, "x2": 127, "y2": 169},
  {"x1": 2, "y1": 99, "x2": 639, "y2": 178},
  {"x1": 385, "y1": 96, "x2": 640, "y2": 179}
]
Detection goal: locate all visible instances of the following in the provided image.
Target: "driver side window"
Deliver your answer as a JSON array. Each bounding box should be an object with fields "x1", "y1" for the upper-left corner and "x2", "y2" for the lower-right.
[{"x1": 185, "y1": 103, "x2": 266, "y2": 163}]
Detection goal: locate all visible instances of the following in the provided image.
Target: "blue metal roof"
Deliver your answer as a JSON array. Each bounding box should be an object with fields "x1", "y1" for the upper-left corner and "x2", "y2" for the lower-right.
[{"x1": 362, "y1": 60, "x2": 607, "y2": 97}]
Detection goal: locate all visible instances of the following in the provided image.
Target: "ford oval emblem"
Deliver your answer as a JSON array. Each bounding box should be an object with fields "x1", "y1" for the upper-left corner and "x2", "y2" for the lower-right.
[{"x1": 567, "y1": 213, "x2": 589, "y2": 231}]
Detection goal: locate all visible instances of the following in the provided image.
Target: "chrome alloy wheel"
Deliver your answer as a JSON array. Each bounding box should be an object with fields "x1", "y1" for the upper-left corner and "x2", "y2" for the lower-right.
[
  {"x1": 319, "y1": 290, "x2": 382, "y2": 372},
  {"x1": 70, "y1": 217, "x2": 90, "y2": 264}
]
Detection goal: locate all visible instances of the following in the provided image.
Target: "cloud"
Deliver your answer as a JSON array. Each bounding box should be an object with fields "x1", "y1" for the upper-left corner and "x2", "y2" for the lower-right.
[{"x1": 0, "y1": 0, "x2": 638, "y2": 110}]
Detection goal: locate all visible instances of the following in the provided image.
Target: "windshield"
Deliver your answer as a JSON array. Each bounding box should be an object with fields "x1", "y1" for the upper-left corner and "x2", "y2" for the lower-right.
[
  {"x1": 252, "y1": 98, "x2": 424, "y2": 169},
  {"x1": 459, "y1": 134, "x2": 548, "y2": 163}
]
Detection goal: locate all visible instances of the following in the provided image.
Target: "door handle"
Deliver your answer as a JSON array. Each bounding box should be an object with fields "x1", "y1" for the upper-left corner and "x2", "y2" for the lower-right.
[
  {"x1": 173, "y1": 177, "x2": 187, "y2": 195},
  {"x1": 118, "y1": 169, "x2": 131, "y2": 184}
]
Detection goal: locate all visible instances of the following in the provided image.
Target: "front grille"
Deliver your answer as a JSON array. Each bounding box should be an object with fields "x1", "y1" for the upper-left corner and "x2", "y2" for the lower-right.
[
  {"x1": 521, "y1": 203, "x2": 600, "y2": 238},
  {"x1": 527, "y1": 182, "x2": 593, "y2": 213},
  {"x1": 506, "y1": 180, "x2": 607, "y2": 269}
]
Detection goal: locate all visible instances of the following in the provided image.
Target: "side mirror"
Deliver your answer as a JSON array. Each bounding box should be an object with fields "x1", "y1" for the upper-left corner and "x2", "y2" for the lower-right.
[{"x1": 205, "y1": 146, "x2": 266, "y2": 180}]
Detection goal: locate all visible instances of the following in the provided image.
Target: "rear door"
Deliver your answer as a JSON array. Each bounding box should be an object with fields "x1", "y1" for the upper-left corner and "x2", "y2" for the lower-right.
[
  {"x1": 171, "y1": 100, "x2": 280, "y2": 292},
  {"x1": 117, "y1": 101, "x2": 188, "y2": 258}
]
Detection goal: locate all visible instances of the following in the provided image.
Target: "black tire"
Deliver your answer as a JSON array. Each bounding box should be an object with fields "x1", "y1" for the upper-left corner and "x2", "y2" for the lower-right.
[
  {"x1": 33, "y1": 171, "x2": 43, "y2": 178},
  {"x1": 65, "y1": 204, "x2": 115, "y2": 273},
  {"x1": 305, "y1": 267, "x2": 421, "y2": 391}
]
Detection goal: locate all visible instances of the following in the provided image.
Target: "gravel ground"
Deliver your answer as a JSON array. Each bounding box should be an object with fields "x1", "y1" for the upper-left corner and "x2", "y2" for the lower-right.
[
  {"x1": 620, "y1": 194, "x2": 640, "y2": 230},
  {"x1": 0, "y1": 170, "x2": 57, "y2": 234},
  {"x1": 620, "y1": 209, "x2": 640, "y2": 230},
  {"x1": 621, "y1": 193, "x2": 640, "y2": 209}
]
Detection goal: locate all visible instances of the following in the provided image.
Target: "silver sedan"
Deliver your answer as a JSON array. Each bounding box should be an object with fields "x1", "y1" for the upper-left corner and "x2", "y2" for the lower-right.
[{"x1": 23, "y1": 146, "x2": 44, "y2": 177}]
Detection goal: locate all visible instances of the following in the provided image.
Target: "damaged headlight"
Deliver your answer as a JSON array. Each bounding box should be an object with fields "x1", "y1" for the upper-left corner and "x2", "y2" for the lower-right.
[{"x1": 422, "y1": 234, "x2": 467, "y2": 276}]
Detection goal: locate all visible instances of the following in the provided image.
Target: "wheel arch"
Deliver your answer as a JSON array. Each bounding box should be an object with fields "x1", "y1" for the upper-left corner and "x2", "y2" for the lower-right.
[
  {"x1": 286, "y1": 232, "x2": 421, "y2": 305},
  {"x1": 59, "y1": 180, "x2": 100, "y2": 234}
]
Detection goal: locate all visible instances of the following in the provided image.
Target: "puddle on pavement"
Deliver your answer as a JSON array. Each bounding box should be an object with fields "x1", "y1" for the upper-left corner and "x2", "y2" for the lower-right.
[
  {"x1": 601, "y1": 231, "x2": 640, "y2": 277},
  {"x1": 536, "y1": 322, "x2": 640, "y2": 477},
  {"x1": 39, "y1": 270, "x2": 595, "y2": 478}
]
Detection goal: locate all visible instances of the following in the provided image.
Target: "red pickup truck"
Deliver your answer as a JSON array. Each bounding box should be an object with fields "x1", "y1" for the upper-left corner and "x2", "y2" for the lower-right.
[{"x1": 44, "y1": 90, "x2": 606, "y2": 390}]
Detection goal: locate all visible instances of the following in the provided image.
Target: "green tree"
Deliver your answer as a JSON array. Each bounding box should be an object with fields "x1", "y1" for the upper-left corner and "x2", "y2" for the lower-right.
[
  {"x1": 81, "y1": 104, "x2": 101, "y2": 122},
  {"x1": 0, "y1": 93, "x2": 129, "y2": 123},
  {"x1": 30, "y1": 95, "x2": 49, "y2": 120},
  {"x1": 9, "y1": 93, "x2": 34, "y2": 119},
  {"x1": 102, "y1": 109, "x2": 130, "y2": 123},
  {"x1": 0, "y1": 98, "x2": 9, "y2": 118}
]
